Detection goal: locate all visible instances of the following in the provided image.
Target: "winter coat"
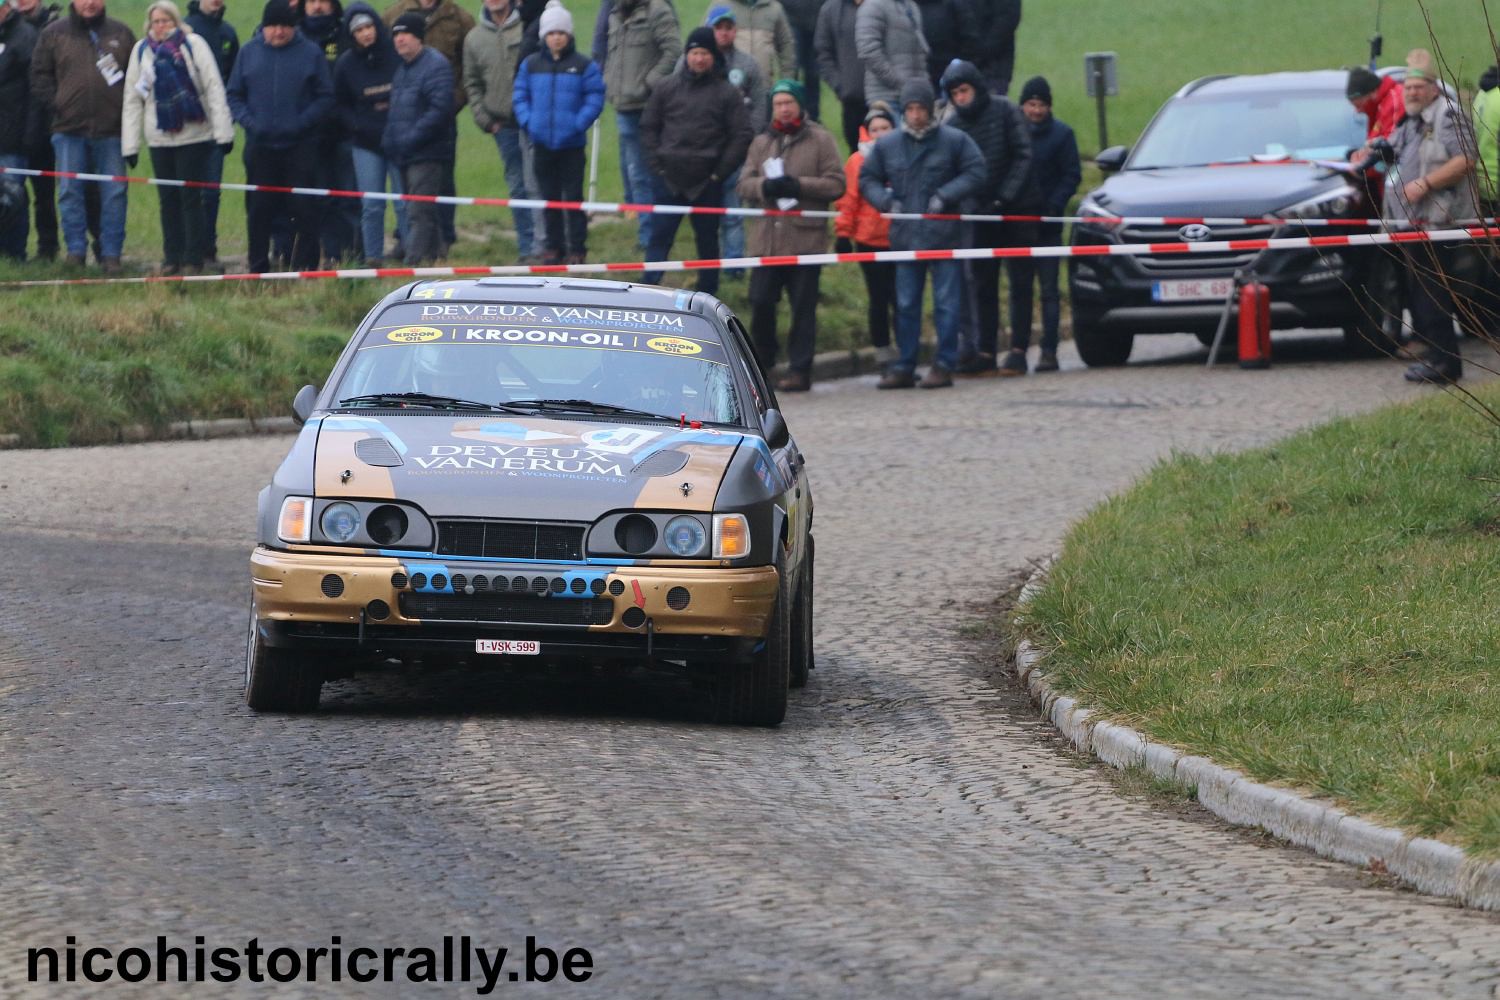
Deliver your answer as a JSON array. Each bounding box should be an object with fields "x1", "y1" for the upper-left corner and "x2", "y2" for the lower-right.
[
  {"x1": 779, "y1": 0, "x2": 819, "y2": 33},
  {"x1": 737, "y1": 119, "x2": 844, "y2": 255},
  {"x1": 913, "y1": 0, "x2": 973, "y2": 88},
  {"x1": 718, "y1": 0, "x2": 795, "y2": 81},
  {"x1": 30, "y1": 7, "x2": 135, "y2": 139},
  {"x1": 940, "y1": 61, "x2": 1034, "y2": 209},
  {"x1": 514, "y1": 41, "x2": 604, "y2": 151},
  {"x1": 334, "y1": 1, "x2": 400, "y2": 151},
  {"x1": 834, "y1": 141, "x2": 889, "y2": 247},
  {"x1": 301, "y1": 0, "x2": 348, "y2": 65},
  {"x1": 641, "y1": 63, "x2": 751, "y2": 199},
  {"x1": 603, "y1": 0, "x2": 677, "y2": 113},
  {"x1": 674, "y1": 45, "x2": 766, "y2": 133},
  {"x1": 226, "y1": 31, "x2": 334, "y2": 147},
  {"x1": 1026, "y1": 113, "x2": 1079, "y2": 216},
  {"x1": 858, "y1": 121, "x2": 984, "y2": 249},
  {"x1": 382, "y1": 43, "x2": 455, "y2": 165},
  {"x1": 185, "y1": 2, "x2": 238, "y2": 83},
  {"x1": 121, "y1": 30, "x2": 235, "y2": 156},
  {"x1": 813, "y1": 0, "x2": 860, "y2": 104},
  {"x1": 967, "y1": 0, "x2": 1017, "y2": 93},
  {"x1": 853, "y1": 0, "x2": 926, "y2": 108},
  {"x1": 381, "y1": 0, "x2": 474, "y2": 111},
  {"x1": 0, "y1": 12, "x2": 38, "y2": 157},
  {"x1": 1356, "y1": 74, "x2": 1405, "y2": 142},
  {"x1": 461, "y1": 5, "x2": 524, "y2": 131},
  {"x1": 1475, "y1": 66, "x2": 1500, "y2": 201}
]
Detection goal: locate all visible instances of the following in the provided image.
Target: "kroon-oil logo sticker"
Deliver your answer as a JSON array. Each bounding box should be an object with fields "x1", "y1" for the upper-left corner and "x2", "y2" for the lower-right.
[
  {"x1": 387, "y1": 326, "x2": 445, "y2": 343},
  {"x1": 646, "y1": 336, "x2": 702, "y2": 356}
]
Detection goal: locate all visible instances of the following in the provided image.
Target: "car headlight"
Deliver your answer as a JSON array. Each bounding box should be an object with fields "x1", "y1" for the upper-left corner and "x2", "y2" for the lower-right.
[
  {"x1": 321, "y1": 502, "x2": 362, "y2": 543},
  {"x1": 713, "y1": 514, "x2": 750, "y2": 559},
  {"x1": 278, "y1": 496, "x2": 311, "y2": 543},
  {"x1": 1276, "y1": 185, "x2": 1356, "y2": 220},
  {"x1": 663, "y1": 515, "x2": 708, "y2": 557}
]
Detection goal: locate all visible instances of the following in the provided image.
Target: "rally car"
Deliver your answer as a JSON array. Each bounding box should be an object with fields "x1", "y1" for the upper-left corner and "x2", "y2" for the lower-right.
[{"x1": 247, "y1": 277, "x2": 813, "y2": 726}]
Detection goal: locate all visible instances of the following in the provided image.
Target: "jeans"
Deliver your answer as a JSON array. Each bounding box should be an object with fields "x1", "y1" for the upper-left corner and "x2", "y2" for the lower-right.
[
  {"x1": 533, "y1": 144, "x2": 587, "y2": 258},
  {"x1": 643, "y1": 176, "x2": 722, "y2": 296},
  {"x1": 51, "y1": 133, "x2": 127, "y2": 260},
  {"x1": 494, "y1": 126, "x2": 539, "y2": 257},
  {"x1": 750, "y1": 264, "x2": 821, "y2": 373},
  {"x1": 351, "y1": 145, "x2": 408, "y2": 263},
  {"x1": 0, "y1": 153, "x2": 29, "y2": 260},
  {"x1": 720, "y1": 168, "x2": 744, "y2": 264},
  {"x1": 839, "y1": 93, "x2": 865, "y2": 154},
  {"x1": 615, "y1": 109, "x2": 653, "y2": 248},
  {"x1": 202, "y1": 143, "x2": 224, "y2": 258},
  {"x1": 439, "y1": 157, "x2": 457, "y2": 247},
  {"x1": 895, "y1": 259, "x2": 962, "y2": 373},
  {"x1": 27, "y1": 141, "x2": 60, "y2": 257},
  {"x1": 317, "y1": 137, "x2": 358, "y2": 263},
  {"x1": 244, "y1": 138, "x2": 321, "y2": 272},
  {"x1": 402, "y1": 159, "x2": 445, "y2": 265},
  {"x1": 1007, "y1": 221, "x2": 1064, "y2": 354},
  {"x1": 149, "y1": 140, "x2": 214, "y2": 267}
]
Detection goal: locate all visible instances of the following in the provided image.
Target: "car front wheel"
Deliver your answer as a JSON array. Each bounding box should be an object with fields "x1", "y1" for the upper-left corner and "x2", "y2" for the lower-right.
[
  {"x1": 714, "y1": 574, "x2": 790, "y2": 726},
  {"x1": 789, "y1": 539, "x2": 814, "y2": 689},
  {"x1": 1073, "y1": 312, "x2": 1134, "y2": 367},
  {"x1": 244, "y1": 599, "x2": 323, "y2": 713}
]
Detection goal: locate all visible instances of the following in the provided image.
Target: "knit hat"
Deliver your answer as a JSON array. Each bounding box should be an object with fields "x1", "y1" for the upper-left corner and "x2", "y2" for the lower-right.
[
  {"x1": 347, "y1": 10, "x2": 374, "y2": 30},
  {"x1": 1406, "y1": 48, "x2": 1436, "y2": 82},
  {"x1": 684, "y1": 25, "x2": 716, "y2": 56},
  {"x1": 261, "y1": 0, "x2": 297, "y2": 27},
  {"x1": 770, "y1": 78, "x2": 806, "y2": 111},
  {"x1": 706, "y1": 3, "x2": 734, "y2": 24},
  {"x1": 1019, "y1": 75, "x2": 1052, "y2": 106},
  {"x1": 1345, "y1": 66, "x2": 1380, "y2": 101},
  {"x1": 899, "y1": 76, "x2": 935, "y2": 113},
  {"x1": 863, "y1": 99, "x2": 895, "y2": 128},
  {"x1": 538, "y1": 0, "x2": 571, "y2": 36},
  {"x1": 391, "y1": 10, "x2": 425, "y2": 37}
]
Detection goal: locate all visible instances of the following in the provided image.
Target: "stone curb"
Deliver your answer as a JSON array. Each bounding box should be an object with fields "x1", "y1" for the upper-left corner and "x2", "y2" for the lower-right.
[{"x1": 1015, "y1": 560, "x2": 1500, "y2": 911}]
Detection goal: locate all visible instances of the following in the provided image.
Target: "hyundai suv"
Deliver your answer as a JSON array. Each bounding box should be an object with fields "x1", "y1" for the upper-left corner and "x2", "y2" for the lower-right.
[{"x1": 1067, "y1": 70, "x2": 1391, "y2": 366}]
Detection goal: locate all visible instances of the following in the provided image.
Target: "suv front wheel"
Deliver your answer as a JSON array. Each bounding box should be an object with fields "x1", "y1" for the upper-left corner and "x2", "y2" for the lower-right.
[{"x1": 1073, "y1": 312, "x2": 1134, "y2": 367}]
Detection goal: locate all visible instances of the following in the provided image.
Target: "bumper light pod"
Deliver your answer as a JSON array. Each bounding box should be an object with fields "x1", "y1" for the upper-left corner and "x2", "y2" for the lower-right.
[{"x1": 713, "y1": 514, "x2": 750, "y2": 559}]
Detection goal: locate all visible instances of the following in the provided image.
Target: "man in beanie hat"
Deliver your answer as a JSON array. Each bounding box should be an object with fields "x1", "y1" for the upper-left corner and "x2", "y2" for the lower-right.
[
  {"x1": 1347, "y1": 65, "x2": 1403, "y2": 149},
  {"x1": 860, "y1": 75, "x2": 984, "y2": 389},
  {"x1": 514, "y1": 0, "x2": 603, "y2": 263},
  {"x1": 714, "y1": 0, "x2": 795, "y2": 83},
  {"x1": 737, "y1": 77, "x2": 844, "y2": 390},
  {"x1": 1383, "y1": 47, "x2": 1479, "y2": 383},
  {"x1": 226, "y1": 0, "x2": 333, "y2": 271},
  {"x1": 335, "y1": 1, "x2": 408, "y2": 264},
  {"x1": 382, "y1": 8, "x2": 454, "y2": 263},
  {"x1": 640, "y1": 26, "x2": 751, "y2": 294}
]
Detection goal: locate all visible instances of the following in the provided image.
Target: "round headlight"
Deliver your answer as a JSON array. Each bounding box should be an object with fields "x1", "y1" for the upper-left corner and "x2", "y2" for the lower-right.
[
  {"x1": 321, "y1": 502, "x2": 362, "y2": 543},
  {"x1": 663, "y1": 515, "x2": 707, "y2": 557}
]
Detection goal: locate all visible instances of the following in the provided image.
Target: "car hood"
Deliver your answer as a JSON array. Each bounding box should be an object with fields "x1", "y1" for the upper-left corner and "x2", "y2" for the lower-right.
[
  {"x1": 312, "y1": 413, "x2": 744, "y2": 520},
  {"x1": 1089, "y1": 163, "x2": 1347, "y2": 217}
]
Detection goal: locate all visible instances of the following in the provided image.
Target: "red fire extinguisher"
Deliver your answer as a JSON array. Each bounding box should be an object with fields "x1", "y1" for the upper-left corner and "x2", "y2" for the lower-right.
[{"x1": 1237, "y1": 280, "x2": 1271, "y2": 369}]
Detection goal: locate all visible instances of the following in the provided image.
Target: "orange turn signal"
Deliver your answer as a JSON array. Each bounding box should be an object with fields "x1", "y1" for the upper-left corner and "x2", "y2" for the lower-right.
[
  {"x1": 713, "y1": 514, "x2": 749, "y2": 559},
  {"x1": 278, "y1": 496, "x2": 312, "y2": 543}
]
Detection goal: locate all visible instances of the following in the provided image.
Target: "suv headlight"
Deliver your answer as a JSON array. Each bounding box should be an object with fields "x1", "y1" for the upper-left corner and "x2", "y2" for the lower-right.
[
  {"x1": 1276, "y1": 185, "x2": 1356, "y2": 220},
  {"x1": 1075, "y1": 197, "x2": 1122, "y2": 237}
]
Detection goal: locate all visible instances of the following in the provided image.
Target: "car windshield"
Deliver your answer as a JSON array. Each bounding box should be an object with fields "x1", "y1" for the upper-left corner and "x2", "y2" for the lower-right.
[
  {"x1": 1130, "y1": 90, "x2": 1367, "y2": 169},
  {"x1": 334, "y1": 299, "x2": 744, "y2": 425}
]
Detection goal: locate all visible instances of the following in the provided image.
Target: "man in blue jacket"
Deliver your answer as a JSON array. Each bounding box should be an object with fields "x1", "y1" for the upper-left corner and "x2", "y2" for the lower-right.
[
  {"x1": 383, "y1": 11, "x2": 454, "y2": 264},
  {"x1": 227, "y1": 0, "x2": 335, "y2": 272},
  {"x1": 860, "y1": 76, "x2": 985, "y2": 389},
  {"x1": 335, "y1": 2, "x2": 408, "y2": 264}
]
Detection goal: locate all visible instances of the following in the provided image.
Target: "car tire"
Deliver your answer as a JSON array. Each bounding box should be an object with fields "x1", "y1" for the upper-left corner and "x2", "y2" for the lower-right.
[
  {"x1": 1073, "y1": 312, "x2": 1133, "y2": 367},
  {"x1": 715, "y1": 573, "x2": 790, "y2": 726},
  {"x1": 244, "y1": 599, "x2": 323, "y2": 713},
  {"x1": 789, "y1": 538, "x2": 814, "y2": 689}
]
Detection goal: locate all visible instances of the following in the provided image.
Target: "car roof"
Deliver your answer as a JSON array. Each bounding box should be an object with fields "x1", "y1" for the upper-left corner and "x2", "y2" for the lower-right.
[
  {"x1": 381, "y1": 277, "x2": 714, "y2": 314},
  {"x1": 1174, "y1": 69, "x2": 1350, "y2": 99}
]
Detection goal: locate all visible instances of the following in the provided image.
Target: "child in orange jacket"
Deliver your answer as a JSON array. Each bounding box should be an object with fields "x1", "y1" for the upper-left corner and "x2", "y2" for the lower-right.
[{"x1": 834, "y1": 102, "x2": 897, "y2": 364}]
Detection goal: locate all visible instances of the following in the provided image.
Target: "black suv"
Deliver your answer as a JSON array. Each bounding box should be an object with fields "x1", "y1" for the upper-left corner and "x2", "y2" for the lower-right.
[{"x1": 1068, "y1": 70, "x2": 1389, "y2": 366}]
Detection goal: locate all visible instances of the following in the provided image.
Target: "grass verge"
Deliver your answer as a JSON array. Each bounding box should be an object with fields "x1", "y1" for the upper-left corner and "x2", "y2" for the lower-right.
[{"x1": 1016, "y1": 383, "x2": 1500, "y2": 856}]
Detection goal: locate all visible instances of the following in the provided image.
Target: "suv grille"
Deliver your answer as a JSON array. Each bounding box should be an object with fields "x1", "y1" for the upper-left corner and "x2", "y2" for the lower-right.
[
  {"x1": 1122, "y1": 223, "x2": 1275, "y2": 275},
  {"x1": 400, "y1": 592, "x2": 613, "y2": 626},
  {"x1": 434, "y1": 519, "x2": 585, "y2": 561}
]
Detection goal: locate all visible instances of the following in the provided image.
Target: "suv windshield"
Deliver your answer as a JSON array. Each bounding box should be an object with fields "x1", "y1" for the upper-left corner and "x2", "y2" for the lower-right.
[
  {"x1": 335, "y1": 300, "x2": 744, "y2": 424},
  {"x1": 1130, "y1": 91, "x2": 1367, "y2": 169}
]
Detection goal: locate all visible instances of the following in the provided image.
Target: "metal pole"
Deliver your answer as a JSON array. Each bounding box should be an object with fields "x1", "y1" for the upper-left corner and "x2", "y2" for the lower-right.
[
  {"x1": 587, "y1": 120, "x2": 602, "y2": 205},
  {"x1": 1093, "y1": 63, "x2": 1108, "y2": 150}
]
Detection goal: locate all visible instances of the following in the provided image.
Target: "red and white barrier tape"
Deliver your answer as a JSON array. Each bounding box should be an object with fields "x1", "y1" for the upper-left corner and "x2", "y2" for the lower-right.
[
  {"x1": 4, "y1": 226, "x2": 1496, "y2": 289},
  {"x1": 0, "y1": 164, "x2": 1438, "y2": 229}
]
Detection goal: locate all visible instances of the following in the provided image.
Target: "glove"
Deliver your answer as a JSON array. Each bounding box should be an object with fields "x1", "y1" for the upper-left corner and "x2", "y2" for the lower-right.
[
  {"x1": 834, "y1": 236, "x2": 853, "y2": 254},
  {"x1": 926, "y1": 194, "x2": 947, "y2": 215},
  {"x1": 124, "y1": 154, "x2": 138, "y2": 169},
  {"x1": 762, "y1": 175, "x2": 801, "y2": 199},
  {"x1": 219, "y1": 141, "x2": 233, "y2": 156}
]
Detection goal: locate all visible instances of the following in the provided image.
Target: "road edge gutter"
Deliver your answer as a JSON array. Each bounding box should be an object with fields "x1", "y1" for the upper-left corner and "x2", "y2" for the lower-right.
[{"x1": 1016, "y1": 560, "x2": 1500, "y2": 911}]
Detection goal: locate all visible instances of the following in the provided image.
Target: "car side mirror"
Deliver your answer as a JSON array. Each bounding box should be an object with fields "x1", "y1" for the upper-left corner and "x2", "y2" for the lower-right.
[
  {"x1": 291, "y1": 384, "x2": 318, "y2": 426},
  {"x1": 1095, "y1": 145, "x2": 1130, "y2": 173},
  {"x1": 761, "y1": 408, "x2": 789, "y2": 449}
]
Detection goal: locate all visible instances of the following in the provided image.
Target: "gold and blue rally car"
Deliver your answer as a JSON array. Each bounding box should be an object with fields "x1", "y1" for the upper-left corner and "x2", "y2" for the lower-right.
[{"x1": 248, "y1": 278, "x2": 813, "y2": 725}]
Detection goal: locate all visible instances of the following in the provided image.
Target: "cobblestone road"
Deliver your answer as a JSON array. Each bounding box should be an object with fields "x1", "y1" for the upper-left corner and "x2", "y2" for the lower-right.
[{"x1": 2, "y1": 333, "x2": 1498, "y2": 997}]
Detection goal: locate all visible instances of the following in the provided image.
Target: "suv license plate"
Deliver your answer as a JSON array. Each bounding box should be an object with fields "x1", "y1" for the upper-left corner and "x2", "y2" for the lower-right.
[
  {"x1": 1153, "y1": 278, "x2": 1234, "y2": 302},
  {"x1": 475, "y1": 639, "x2": 540, "y2": 656}
]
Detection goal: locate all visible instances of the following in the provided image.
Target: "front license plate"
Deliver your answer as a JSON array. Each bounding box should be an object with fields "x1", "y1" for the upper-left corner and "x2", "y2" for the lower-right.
[
  {"x1": 1152, "y1": 278, "x2": 1234, "y2": 302},
  {"x1": 475, "y1": 639, "x2": 540, "y2": 656}
]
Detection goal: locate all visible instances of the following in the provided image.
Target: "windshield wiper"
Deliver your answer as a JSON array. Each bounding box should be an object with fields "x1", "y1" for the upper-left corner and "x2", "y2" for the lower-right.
[
  {"x1": 508, "y1": 398, "x2": 682, "y2": 422},
  {"x1": 336, "y1": 392, "x2": 529, "y2": 412}
]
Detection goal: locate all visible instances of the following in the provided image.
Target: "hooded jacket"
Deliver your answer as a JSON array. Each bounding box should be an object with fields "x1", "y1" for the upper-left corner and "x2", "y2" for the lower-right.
[
  {"x1": 967, "y1": 0, "x2": 1018, "y2": 92},
  {"x1": 514, "y1": 38, "x2": 604, "y2": 151},
  {"x1": 640, "y1": 52, "x2": 751, "y2": 199},
  {"x1": 716, "y1": 0, "x2": 795, "y2": 81},
  {"x1": 1473, "y1": 66, "x2": 1499, "y2": 201},
  {"x1": 382, "y1": 42, "x2": 455, "y2": 165},
  {"x1": 226, "y1": 29, "x2": 334, "y2": 147},
  {"x1": 462, "y1": 3, "x2": 525, "y2": 131},
  {"x1": 121, "y1": 26, "x2": 236, "y2": 155},
  {"x1": 30, "y1": 4, "x2": 136, "y2": 139},
  {"x1": 334, "y1": 1, "x2": 401, "y2": 150},
  {"x1": 737, "y1": 117, "x2": 844, "y2": 256},
  {"x1": 381, "y1": 0, "x2": 474, "y2": 110},
  {"x1": 853, "y1": 0, "x2": 926, "y2": 107},
  {"x1": 834, "y1": 130, "x2": 890, "y2": 247},
  {"x1": 0, "y1": 10, "x2": 38, "y2": 157},
  {"x1": 1355, "y1": 73, "x2": 1404, "y2": 143},
  {"x1": 301, "y1": 0, "x2": 348, "y2": 64},
  {"x1": 813, "y1": 0, "x2": 861, "y2": 104},
  {"x1": 603, "y1": 0, "x2": 677, "y2": 113},
  {"x1": 939, "y1": 60, "x2": 1035, "y2": 210},
  {"x1": 858, "y1": 101, "x2": 985, "y2": 250},
  {"x1": 185, "y1": 0, "x2": 239, "y2": 82}
]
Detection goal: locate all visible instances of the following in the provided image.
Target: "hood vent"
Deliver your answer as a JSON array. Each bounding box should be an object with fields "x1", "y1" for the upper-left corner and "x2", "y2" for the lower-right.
[
  {"x1": 630, "y1": 449, "x2": 689, "y2": 478},
  {"x1": 354, "y1": 437, "x2": 403, "y2": 467}
]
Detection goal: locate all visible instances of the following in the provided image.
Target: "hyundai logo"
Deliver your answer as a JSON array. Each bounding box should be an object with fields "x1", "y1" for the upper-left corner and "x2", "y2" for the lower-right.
[{"x1": 1178, "y1": 224, "x2": 1213, "y2": 242}]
